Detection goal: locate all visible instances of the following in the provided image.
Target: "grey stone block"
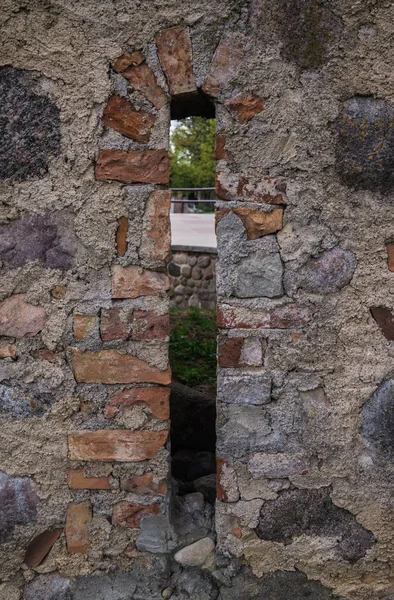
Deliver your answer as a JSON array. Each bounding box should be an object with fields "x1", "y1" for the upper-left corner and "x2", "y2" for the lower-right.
[
  {"x1": 0, "y1": 472, "x2": 38, "y2": 543},
  {"x1": 218, "y1": 373, "x2": 272, "y2": 405}
]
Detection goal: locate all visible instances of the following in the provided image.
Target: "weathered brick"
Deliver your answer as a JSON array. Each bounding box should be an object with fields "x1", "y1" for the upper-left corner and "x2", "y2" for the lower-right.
[
  {"x1": 370, "y1": 307, "x2": 394, "y2": 341},
  {"x1": 0, "y1": 472, "x2": 38, "y2": 543},
  {"x1": 0, "y1": 344, "x2": 16, "y2": 359},
  {"x1": 24, "y1": 528, "x2": 63, "y2": 568},
  {"x1": 67, "y1": 469, "x2": 111, "y2": 490},
  {"x1": 155, "y1": 27, "x2": 196, "y2": 96},
  {"x1": 113, "y1": 502, "x2": 160, "y2": 528},
  {"x1": 218, "y1": 336, "x2": 263, "y2": 368},
  {"x1": 122, "y1": 62, "x2": 168, "y2": 110},
  {"x1": 71, "y1": 348, "x2": 171, "y2": 384},
  {"x1": 0, "y1": 294, "x2": 46, "y2": 338},
  {"x1": 121, "y1": 473, "x2": 167, "y2": 496},
  {"x1": 225, "y1": 93, "x2": 265, "y2": 123},
  {"x1": 73, "y1": 313, "x2": 96, "y2": 342},
  {"x1": 116, "y1": 216, "x2": 128, "y2": 257},
  {"x1": 95, "y1": 149, "x2": 169, "y2": 184},
  {"x1": 216, "y1": 171, "x2": 286, "y2": 205},
  {"x1": 132, "y1": 311, "x2": 170, "y2": 341},
  {"x1": 214, "y1": 134, "x2": 233, "y2": 162},
  {"x1": 105, "y1": 387, "x2": 170, "y2": 420},
  {"x1": 386, "y1": 242, "x2": 394, "y2": 272},
  {"x1": 66, "y1": 502, "x2": 92, "y2": 554},
  {"x1": 233, "y1": 207, "x2": 283, "y2": 239},
  {"x1": 140, "y1": 190, "x2": 172, "y2": 262},
  {"x1": 100, "y1": 307, "x2": 133, "y2": 341},
  {"x1": 103, "y1": 96, "x2": 155, "y2": 142},
  {"x1": 202, "y1": 34, "x2": 245, "y2": 98},
  {"x1": 113, "y1": 51, "x2": 145, "y2": 73},
  {"x1": 68, "y1": 430, "x2": 168, "y2": 462},
  {"x1": 112, "y1": 265, "x2": 170, "y2": 299},
  {"x1": 217, "y1": 303, "x2": 316, "y2": 329}
]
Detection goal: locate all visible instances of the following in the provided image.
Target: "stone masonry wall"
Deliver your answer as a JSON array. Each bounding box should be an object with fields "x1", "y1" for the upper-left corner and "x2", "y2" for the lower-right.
[
  {"x1": 169, "y1": 250, "x2": 216, "y2": 310},
  {"x1": 1, "y1": 0, "x2": 394, "y2": 599}
]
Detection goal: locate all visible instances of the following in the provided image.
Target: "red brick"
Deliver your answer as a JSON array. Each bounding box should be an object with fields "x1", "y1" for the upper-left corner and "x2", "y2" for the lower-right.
[
  {"x1": 112, "y1": 265, "x2": 170, "y2": 299},
  {"x1": 202, "y1": 34, "x2": 245, "y2": 98},
  {"x1": 0, "y1": 294, "x2": 46, "y2": 338},
  {"x1": 386, "y1": 242, "x2": 394, "y2": 272},
  {"x1": 140, "y1": 190, "x2": 171, "y2": 262},
  {"x1": 233, "y1": 207, "x2": 283, "y2": 239},
  {"x1": 73, "y1": 314, "x2": 96, "y2": 342},
  {"x1": 121, "y1": 473, "x2": 167, "y2": 496},
  {"x1": 217, "y1": 303, "x2": 316, "y2": 329},
  {"x1": 68, "y1": 430, "x2": 168, "y2": 462},
  {"x1": 370, "y1": 306, "x2": 394, "y2": 341},
  {"x1": 132, "y1": 311, "x2": 170, "y2": 341},
  {"x1": 71, "y1": 348, "x2": 171, "y2": 385},
  {"x1": 155, "y1": 27, "x2": 196, "y2": 96},
  {"x1": 95, "y1": 149, "x2": 169, "y2": 184},
  {"x1": 216, "y1": 171, "x2": 286, "y2": 205},
  {"x1": 105, "y1": 387, "x2": 170, "y2": 420},
  {"x1": 116, "y1": 216, "x2": 128, "y2": 257},
  {"x1": 113, "y1": 51, "x2": 145, "y2": 73},
  {"x1": 66, "y1": 502, "x2": 92, "y2": 554},
  {"x1": 217, "y1": 337, "x2": 243, "y2": 368},
  {"x1": 225, "y1": 92, "x2": 265, "y2": 123},
  {"x1": 214, "y1": 134, "x2": 233, "y2": 161},
  {"x1": 103, "y1": 96, "x2": 155, "y2": 142},
  {"x1": 0, "y1": 344, "x2": 16, "y2": 359},
  {"x1": 67, "y1": 469, "x2": 111, "y2": 490},
  {"x1": 113, "y1": 502, "x2": 160, "y2": 528},
  {"x1": 24, "y1": 528, "x2": 63, "y2": 568},
  {"x1": 100, "y1": 307, "x2": 133, "y2": 341},
  {"x1": 122, "y1": 62, "x2": 168, "y2": 110}
]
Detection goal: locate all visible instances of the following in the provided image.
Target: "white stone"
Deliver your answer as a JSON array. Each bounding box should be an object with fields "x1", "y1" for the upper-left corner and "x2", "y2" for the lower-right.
[{"x1": 174, "y1": 537, "x2": 215, "y2": 568}]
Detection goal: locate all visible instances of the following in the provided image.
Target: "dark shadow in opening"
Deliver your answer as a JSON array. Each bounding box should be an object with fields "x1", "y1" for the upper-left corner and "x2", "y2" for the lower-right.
[{"x1": 171, "y1": 88, "x2": 215, "y2": 120}]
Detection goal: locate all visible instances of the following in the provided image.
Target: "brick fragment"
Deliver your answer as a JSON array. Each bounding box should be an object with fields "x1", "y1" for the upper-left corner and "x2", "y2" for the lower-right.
[
  {"x1": 95, "y1": 149, "x2": 169, "y2": 184},
  {"x1": 155, "y1": 27, "x2": 196, "y2": 96},
  {"x1": 24, "y1": 528, "x2": 63, "y2": 567},
  {"x1": 202, "y1": 34, "x2": 245, "y2": 98},
  {"x1": 225, "y1": 92, "x2": 265, "y2": 123},
  {"x1": 214, "y1": 134, "x2": 233, "y2": 162},
  {"x1": 67, "y1": 469, "x2": 111, "y2": 490},
  {"x1": 216, "y1": 171, "x2": 286, "y2": 205},
  {"x1": 218, "y1": 337, "x2": 243, "y2": 368},
  {"x1": 103, "y1": 96, "x2": 155, "y2": 142},
  {"x1": 217, "y1": 303, "x2": 316, "y2": 329},
  {"x1": 116, "y1": 216, "x2": 128, "y2": 257},
  {"x1": 140, "y1": 190, "x2": 172, "y2": 262},
  {"x1": 113, "y1": 502, "x2": 160, "y2": 528},
  {"x1": 113, "y1": 51, "x2": 145, "y2": 73},
  {"x1": 73, "y1": 314, "x2": 96, "y2": 342},
  {"x1": 65, "y1": 502, "x2": 92, "y2": 554},
  {"x1": 0, "y1": 294, "x2": 46, "y2": 338},
  {"x1": 112, "y1": 265, "x2": 170, "y2": 299},
  {"x1": 100, "y1": 307, "x2": 133, "y2": 341},
  {"x1": 68, "y1": 430, "x2": 168, "y2": 462},
  {"x1": 122, "y1": 62, "x2": 168, "y2": 110},
  {"x1": 386, "y1": 243, "x2": 394, "y2": 272},
  {"x1": 370, "y1": 307, "x2": 394, "y2": 341},
  {"x1": 71, "y1": 348, "x2": 171, "y2": 385},
  {"x1": 0, "y1": 344, "x2": 16, "y2": 359},
  {"x1": 233, "y1": 207, "x2": 283, "y2": 239},
  {"x1": 132, "y1": 311, "x2": 170, "y2": 341},
  {"x1": 121, "y1": 473, "x2": 167, "y2": 496},
  {"x1": 105, "y1": 387, "x2": 170, "y2": 420}
]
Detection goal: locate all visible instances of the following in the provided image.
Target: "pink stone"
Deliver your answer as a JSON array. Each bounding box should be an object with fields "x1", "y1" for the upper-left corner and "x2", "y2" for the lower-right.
[{"x1": 0, "y1": 294, "x2": 46, "y2": 338}]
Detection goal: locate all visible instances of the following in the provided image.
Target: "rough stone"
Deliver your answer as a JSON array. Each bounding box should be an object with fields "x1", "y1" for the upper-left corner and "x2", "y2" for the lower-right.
[
  {"x1": 0, "y1": 213, "x2": 75, "y2": 270},
  {"x1": 105, "y1": 387, "x2": 170, "y2": 420},
  {"x1": 216, "y1": 172, "x2": 286, "y2": 205},
  {"x1": 255, "y1": 486, "x2": 375, "y2": 563},
  {"x1": 95, "y1": 149, "x2": 169, "y2": 184},
  {"x1": 233, "y1": 207, "x2": 283, "y2": 240},
  {"x1": 0, "y1": 344, "x2": 16, "y2": 360},
  {"x1": 116, "y1": 216, "x2": 128, "y2": 257},
  {"x1": 71, "y1": 348, "x2": 171, "y2": 384},
  {"x1": 234, "y1": 251, "x2": 284, "y2": 298},
  {"x1": 121, "y1": 473, "x2": 167, "y2": 496},
  {"x1": 0, "y1": 295, "x2": 46, "y2": 338},
  {"x1": 140, "y1": 190, "x2": 172, "y2": 262},
  {"x1": 225, "y1": 93, "x2": 265, "y2": 123},
  {"x1": 155, "y1": 27, "x2": 196, "y2": 96},
  {"x1": 113, "y1": 502, "x2": 160, "y2": 528},
  {"x1": 67, "y1": 469, "x2": 111, "y2": 490},
  {"x1": 370, "y1": 306, "x2": 394, "y2": 341},
  {"x1": 136, "y1": 515, "x2": 176, "y2": 553},
  {"x1": 23, "y1": 573, "x2": 71, "y2": 600},
  {"x1": 217, "y1": 302, "x2": 316, "y2": 329},
  {"x1": 69, "y1": 430, "x2": 168, "y2": 462},
  {"x1": 122, "y1": 61, "x2": 168, "y2": 110},
  {"x1": 24, "y1": 528, "x2": 63, "y2": 567},
  {"x1": 103, "y1": 95, "x2": 155, "y2": 142},
  {"x1": 0, "y1": 67, "x2": 60, "y2": 181},
  {"x1": 362, "y1": 378, "x2": 394, "y2": 457},
  {"x1": 112, "y1": 265, "x2": 170, "y2": 298},
  {"x1": 218, "y1": 373, "x2": 271, "y2": 405},
  {"x1": 0, "y1": 384, "x2": 48, "y2": 417},
  {"x1": 174, "y1": 537, "x2": 215, "y2": 568},
  {"x1": 203, "y1": 34, "x2": 245, "y2": 98},
  {"x1": 248, "y1": 453, "x2": 310, "y2": 478},
  {"x1": 335, "y1": 97, "x2": 394, "y2": 192},
  {"x1": 0, "y1": 472, "x2": 38, "y2": 543},
  {"x1": 294, "y1": 247, "x2": 357, "y2": 294}
]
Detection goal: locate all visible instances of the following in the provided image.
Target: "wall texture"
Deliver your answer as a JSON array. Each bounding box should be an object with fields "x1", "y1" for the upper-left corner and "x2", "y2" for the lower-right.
[{"x1": 1, "y1": 0, "x2": 394, "y2": 598}]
